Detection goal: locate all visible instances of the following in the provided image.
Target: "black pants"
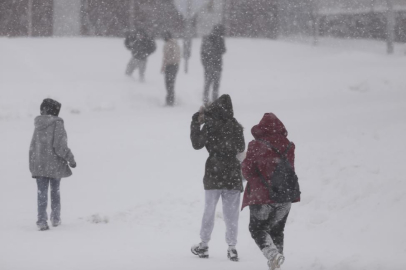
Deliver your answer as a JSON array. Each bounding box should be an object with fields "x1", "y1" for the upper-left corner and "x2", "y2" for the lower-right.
[
  {"x1": 249, "y1": 203, "x2": 291, "y2": 253},
  {"x1": 36, "y1": 177, "x2": 61, "y2": 225},
  {"x1": 203, "y1": 68, "x2": 221, "y2": 104},
  {"x1": 165, "y1": 64, "x2": 179, "y2": 106}
]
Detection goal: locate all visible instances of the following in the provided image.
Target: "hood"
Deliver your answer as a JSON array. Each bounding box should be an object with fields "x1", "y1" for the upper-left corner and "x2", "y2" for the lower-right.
[
  {"x1": 34, "y1": 115, "x2": 63, "y2": 131},
  {"x1": 205, "y1": 94, "x2": 234, "y2": 121},
  {"x1": 251, "y1": 113, "x2": 288, "y2": 140},
  {"x1": 40, "y1": 98, "x2": 61, "y2": 116}
]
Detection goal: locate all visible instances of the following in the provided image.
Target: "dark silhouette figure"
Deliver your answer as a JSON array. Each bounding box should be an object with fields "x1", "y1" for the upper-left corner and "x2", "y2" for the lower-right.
[
  {"x1": 201, "y1": 25, "x2": 226, "y2": 105},
  {"x1": 125, "y1": 29, "x2": 156, "y2": 81},
  {"x1": 161, "y1": 31, "x2": 181, "y2": 106}
]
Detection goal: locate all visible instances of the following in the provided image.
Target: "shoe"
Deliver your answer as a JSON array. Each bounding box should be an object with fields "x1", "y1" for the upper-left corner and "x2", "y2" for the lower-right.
[
  {"x1": 191, "y1": 243, "x2": 209, "y2": 258},
  {"x1": 267, "y1": 253, "x2": 285, "y2": 270},
  {"x1": 227, "y1": 247, "x2": 239, "y2": 262},
  {"x1": 37, "y1": 222, "x2": 49, "y2": 231},
  {"x1": 51, "y1": 219, "x2": 61, "y2": 227}
]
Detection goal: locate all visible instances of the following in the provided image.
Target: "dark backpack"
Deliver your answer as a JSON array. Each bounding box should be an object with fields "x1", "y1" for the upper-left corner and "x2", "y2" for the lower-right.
[{"x1": 257, "y1": 140, "x2": 301, "y2": 203}]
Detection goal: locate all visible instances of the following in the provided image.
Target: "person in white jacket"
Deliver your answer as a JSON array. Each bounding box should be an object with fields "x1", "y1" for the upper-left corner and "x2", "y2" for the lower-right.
[
  {"x1": 161, "y1": 31, "x2": 181, "y2": 106},
  {"x1": 29, "y1": 98, "x2": 76, "y2": 231}
]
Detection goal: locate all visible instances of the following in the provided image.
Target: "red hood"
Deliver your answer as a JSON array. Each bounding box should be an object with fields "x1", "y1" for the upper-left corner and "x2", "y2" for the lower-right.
[{"x1": 251, "y1": 113, "x2": 288, "y2": 140}]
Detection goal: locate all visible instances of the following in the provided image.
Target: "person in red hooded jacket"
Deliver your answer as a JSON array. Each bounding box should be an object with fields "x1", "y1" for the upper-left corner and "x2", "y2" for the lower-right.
[{"x1": 241, "y1": 113, "x2": 300, "y2": 270}]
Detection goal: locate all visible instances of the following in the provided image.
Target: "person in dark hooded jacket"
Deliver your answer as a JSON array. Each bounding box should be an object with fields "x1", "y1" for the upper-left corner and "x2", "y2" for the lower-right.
[
  {"x1": 29, "y1": 99, "x2": 76, "y2": 231},
  {"x1": 201, "y1": 25, "x2": 226, "y2": 105},
  {"x1": 125, "y1": 29, "x2": 156, "y2": 81},
  {"x1": 241, "y1": 113, "x2": 300, "y2": 270},
  {"x1": 190, "y1": 94, "x2": 245, "y2": 262}
]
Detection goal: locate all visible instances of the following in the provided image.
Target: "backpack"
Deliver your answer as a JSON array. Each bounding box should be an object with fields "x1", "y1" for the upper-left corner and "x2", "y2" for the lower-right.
[{"x1": 257, "y1": 140, "x2": 301, "y2": 203}]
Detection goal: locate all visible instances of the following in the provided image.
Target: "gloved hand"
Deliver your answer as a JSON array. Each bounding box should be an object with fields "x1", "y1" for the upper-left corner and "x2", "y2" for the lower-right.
[
  {"x1": 69, "y1": 162, "x2": 77, "y2": 168},
  {"x1": 192, "y1": 112, "x2": 200, "y2": 123},
  {"x1": 198, "y1": 106, "x2": 205, "y2": 124}
]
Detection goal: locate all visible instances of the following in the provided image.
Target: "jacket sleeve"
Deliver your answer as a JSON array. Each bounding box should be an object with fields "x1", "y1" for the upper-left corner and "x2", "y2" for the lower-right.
[
  {"x1": 124, "y1": 37, "x2": 132, "y2": 50},
  {"x1": 53, "y1": 121, "x2": 75, "y2": 164},
  {"x1": 162, "y1": 42, "x2": 168, "y2": 69},
  {"x1": 190, "y1": 113, "x2": 207, "y2": 150},
  {"x1": 234, "y1": 123, "x2": 245, "y2": 153},
  {"x1": 220, "y1": 38, "x2": 226, "y2": 55},
  {"x1": 147, "y1": 39, "x2": 156, "y2": 55},
  {"x1": 29, "y1": 132, "x2": 35, "y2": 173},
  {"x1": 289, "y1": 142, "x2": 296, "y2": 171},
  {"x1": 242, "y1": 141, "x2": 259, "y2": 181},
  {"x1": 200, "y1": 37, "x2": 209, "y2": 66}
]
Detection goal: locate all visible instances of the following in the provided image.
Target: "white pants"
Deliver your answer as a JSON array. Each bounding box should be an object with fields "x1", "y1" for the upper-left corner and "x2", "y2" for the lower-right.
[{"x1": 200, "y1": 189, "x2": 241, "y2": 246}]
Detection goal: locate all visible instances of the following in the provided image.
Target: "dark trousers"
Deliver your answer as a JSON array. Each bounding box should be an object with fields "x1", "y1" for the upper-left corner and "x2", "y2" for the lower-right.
[
  {"x1": 165, "y1": 64, "x2": 179, "y2": 106},
  {"x1": 249, "y1": 203, "x2": 291, "y2": 254},
  {"x1": 36, "y1": 177, "x2": 61, "y2": 225},
  {"x1": 203, "y1": 68, "x2": 221, "y2": 105}
]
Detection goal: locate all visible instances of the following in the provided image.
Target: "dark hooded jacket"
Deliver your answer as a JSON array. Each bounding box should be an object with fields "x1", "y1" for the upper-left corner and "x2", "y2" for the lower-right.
[
  {"x1": 125, "y1": 29, "x2": 156, "y2": 60},
  {"x1": 201, "y1": 25, "x2": 226, "y2": 71},
  {"x1": 241, "y1": 113, "x2": 300, "y2": 209},
  {"x1": 190, "y1": 95, "x2": 245, "y2": 191}
]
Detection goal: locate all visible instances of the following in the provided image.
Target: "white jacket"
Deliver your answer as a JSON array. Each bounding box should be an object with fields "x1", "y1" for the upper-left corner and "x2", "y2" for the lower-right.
[{"x1": 162, "y1": 39, "x2": 181, "y2": 68}]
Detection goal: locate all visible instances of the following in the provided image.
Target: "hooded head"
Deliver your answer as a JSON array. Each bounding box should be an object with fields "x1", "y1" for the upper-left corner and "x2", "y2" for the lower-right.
[
  {"x1": 40, "y1": 98, "x2": 61, "y2": 116},
  {"x1": 204, "y1": 94, "x2": 234, "y2": 122},
  {"x1": 251, "y1": 113, "x2": 288, "y2": 140}
]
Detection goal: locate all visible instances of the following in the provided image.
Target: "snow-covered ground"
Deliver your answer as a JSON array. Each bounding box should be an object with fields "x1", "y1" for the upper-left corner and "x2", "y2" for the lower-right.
[{"x1": 0, "y1": 37, "x2": 405, "y2": 270}]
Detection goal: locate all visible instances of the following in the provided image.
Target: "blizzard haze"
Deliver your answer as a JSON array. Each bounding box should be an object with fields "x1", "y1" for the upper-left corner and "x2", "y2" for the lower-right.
[{"x1": 0, "y1": 36, "x2": 406, "y2": 270}]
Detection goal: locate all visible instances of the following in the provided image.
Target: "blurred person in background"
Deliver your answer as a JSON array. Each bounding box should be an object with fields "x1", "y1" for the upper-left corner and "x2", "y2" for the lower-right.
[
  {"x1": 29, "y1": 99, "x2": 76, "y2": 231},
  {"x1": 201, "y1": 24, "x2": 226, "y2": 105},
  {"x1": 125, "y1": 29, "x2": 156, "y2": 82},
  {"x1": 161, "y1": 31, "x2": 181, "y2": 106}
]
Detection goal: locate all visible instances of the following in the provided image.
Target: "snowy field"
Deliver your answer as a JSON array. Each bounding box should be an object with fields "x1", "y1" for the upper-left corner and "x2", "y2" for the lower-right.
[{"x1": 0, "y1": 37, "x2": 405, "y2": 270}]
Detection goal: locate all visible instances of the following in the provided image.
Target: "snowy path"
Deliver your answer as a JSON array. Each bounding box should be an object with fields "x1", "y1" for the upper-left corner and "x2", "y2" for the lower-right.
[{"x1": 0, "y1": 37, "x2": 405, "y2": 270}]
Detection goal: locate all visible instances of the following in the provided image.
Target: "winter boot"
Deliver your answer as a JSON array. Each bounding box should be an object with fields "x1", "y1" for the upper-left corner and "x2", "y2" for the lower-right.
[
  {"x1": 227, "y1": 246, "x2": 239, "y2": 262},
  {"x1": 191, "y1": 243, "x2": 209, "y2": 258},
  {"x1": 37, "y1": 222, "x2": 49, "y2": 231},
  {"x1": 262, "y1": 246, "x2": 284, "y2": 270},
  {"x1": 267, "y1": 253, "x2": 285, "y2": 270},
  {"x1": 51, "y1": 218, "x2": 61, "y2": 227}
]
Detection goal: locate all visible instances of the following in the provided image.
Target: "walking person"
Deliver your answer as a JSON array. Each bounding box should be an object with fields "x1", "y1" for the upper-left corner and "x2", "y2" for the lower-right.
[
  {"x1": 190, "y1": 94, "x2": 245, "y2": 262},
  {"x1": 241, "y1": 113, "x2": 300, "y2": 270},
  {"x1": 125, "y1": 29, "x2": 156, "y2": 81},
  {"x1": 161, "y1": 31, "x2": 181, "y2": 106},
  {"x1": 29, "y1": 99, "x2": 76, "y2": 231},
  {"x1": 201, "y1": 24, "x2": 226, "y2": 105}
]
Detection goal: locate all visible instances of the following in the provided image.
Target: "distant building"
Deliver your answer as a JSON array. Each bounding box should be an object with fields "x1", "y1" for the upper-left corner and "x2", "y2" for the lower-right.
[
  {"x1": 318, "y1": 1, "x2": 406, "y2": 42},
  {"x1": 0, "y1": 0, "x2": 183, "y2": 37},
  {"x1": 194, "y1": 0, "x2": 278, "y2": 38},
  {"x1": 81, "y1": 0, "x2": 183, "y2": 37}
]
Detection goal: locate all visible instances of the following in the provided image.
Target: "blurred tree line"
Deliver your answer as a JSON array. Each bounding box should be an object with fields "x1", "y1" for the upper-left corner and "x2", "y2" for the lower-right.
[
  {"x1": 0, "y1": 0, "x2": 405, "y2": 44},
  {"x1": 319, "y1": 10, "x2": 406, "y2": 42}
]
